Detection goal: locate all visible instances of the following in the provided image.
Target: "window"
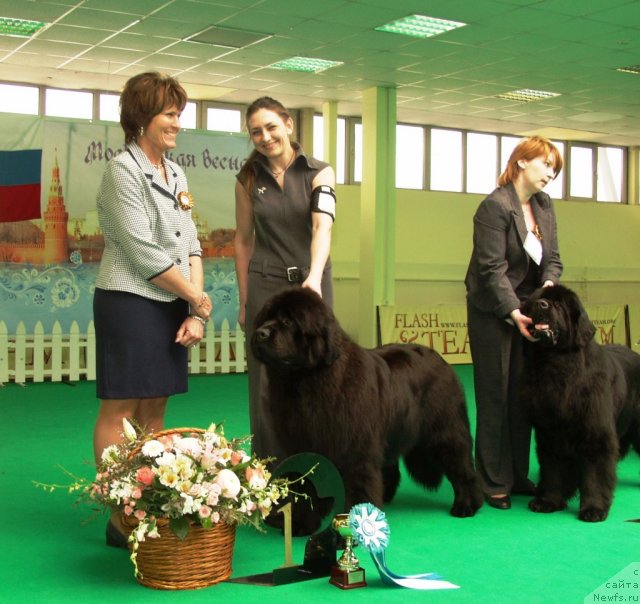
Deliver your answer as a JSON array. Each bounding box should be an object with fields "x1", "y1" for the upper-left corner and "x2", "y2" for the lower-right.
[
  {"x1": 467, "y1": 133, "x2": 497, "y2": 194},
  {"x1": 597, "y1": 146, "x2": 624, "y2": 203},
  {"x1": 0, "y1": 83, "x2": 39, "y2": 115},
  {"x1": 45, "y1": 88, "x2": 93, "y2": 119},
  {"x1": 99, "y1": 93, "x2": 119, "y2": 122},
  {"x1": 312, "y1": 115, "x2": 346, "y2": 184},
  {"x1": 430, "y1": 129, "x2": 462, "y2": 192},
  {"x1": 570, "y1": 145, "x2": 593, "y2": 198},
  {"x1": 354, "y1": 123, "x2": 363, "y2": 183},
  {"x1": 500, "y1": 136, "x2": 521, "y2": 173},
  {"x1": 206, "y1": 107, "x2": 241, "y2": 132},
  {"x1": 396, "y1": 124, "x2": 424, "y2": 189},
  {"x1": 181, "y1": 102, "x2": 197, "y2": 130}
]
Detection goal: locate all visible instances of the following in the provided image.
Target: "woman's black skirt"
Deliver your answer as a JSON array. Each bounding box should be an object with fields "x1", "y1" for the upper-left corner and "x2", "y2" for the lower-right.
[{"x1": 93, "y1": 288, "x2": 189, "y2": 399}]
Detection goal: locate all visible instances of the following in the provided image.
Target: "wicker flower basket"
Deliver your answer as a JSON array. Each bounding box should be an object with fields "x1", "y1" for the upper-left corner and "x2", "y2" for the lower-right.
[{"x1": 123, "y1": 515, "x2": 236, "y2": 590}]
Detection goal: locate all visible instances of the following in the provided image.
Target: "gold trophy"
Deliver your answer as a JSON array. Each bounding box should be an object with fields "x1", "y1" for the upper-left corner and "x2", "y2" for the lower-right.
[{"x1": 329, "y1": 514, "x2": 367, "y2": 589}]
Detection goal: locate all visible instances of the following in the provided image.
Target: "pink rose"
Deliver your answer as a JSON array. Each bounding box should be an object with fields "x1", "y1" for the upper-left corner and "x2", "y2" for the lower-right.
[
  {"x1": 124, "y1": 504, "x2": 134, "y2": 516},
  {"x1": 131, "y1": 487, "x2": 143, "y2": 499},
  {"x1": 134, "y1": 510, "x2": 147, "y2": 521},
  {"x1": 136, "y1": 466, "x2": 155, "y2": 486},
  {"x1": 199, "y1": 505, "x2": 212, "y2": 519}
]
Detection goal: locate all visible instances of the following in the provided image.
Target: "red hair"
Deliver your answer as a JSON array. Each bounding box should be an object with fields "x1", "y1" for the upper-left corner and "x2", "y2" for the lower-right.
[{"x1": 498, "y1": 136, "x2": 563, "y2": 187}]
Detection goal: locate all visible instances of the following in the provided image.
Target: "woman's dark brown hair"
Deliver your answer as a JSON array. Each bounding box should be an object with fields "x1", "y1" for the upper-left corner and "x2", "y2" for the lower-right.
[
  {"x1": 498, "y1": 135, "x2": 563, "y2": 187},
  {"x1": 237, "y1": 96, "x2": 292, "y2": 194},
  {"x1": 120, "y1": 72, "x2": 188, "y2": 145}
]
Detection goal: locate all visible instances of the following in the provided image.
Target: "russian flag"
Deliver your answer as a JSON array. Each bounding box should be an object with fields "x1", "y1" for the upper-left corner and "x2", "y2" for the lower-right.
[{"x1": 0, "y1": 149, "x2": 42, "y2": 222}]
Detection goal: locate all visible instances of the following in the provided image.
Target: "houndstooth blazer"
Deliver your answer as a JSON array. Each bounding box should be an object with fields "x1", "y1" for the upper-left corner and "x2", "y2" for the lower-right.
[{"x1": 95, "y1": 141, "x2": 202, "y2": 302}]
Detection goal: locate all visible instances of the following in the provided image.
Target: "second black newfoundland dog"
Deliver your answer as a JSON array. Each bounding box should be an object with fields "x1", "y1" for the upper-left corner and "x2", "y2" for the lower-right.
[
  {"x1": 521, "y1": 284, "x2": 640, "y2": 522},
  {"x1": 251, "y1": 287, "x2": 482, "y2": 519}
]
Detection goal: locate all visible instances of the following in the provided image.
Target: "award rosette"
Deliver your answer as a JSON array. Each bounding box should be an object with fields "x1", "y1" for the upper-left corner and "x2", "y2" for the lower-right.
[
  {"x1": 177, "y1": 191, "x2": 194, "y2": 210},
  {"x1": 348, "y1": 503, "x2": 459, "y2": 590}
]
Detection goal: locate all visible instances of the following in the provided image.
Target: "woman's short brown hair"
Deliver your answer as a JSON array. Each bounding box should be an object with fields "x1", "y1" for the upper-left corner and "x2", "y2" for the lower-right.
[
  {"x1": 498, "y1": 136, "x2": 564, "y2": 187},
  {"x1": 120, "y1": 72, "x2": 187, "y2": 145}
]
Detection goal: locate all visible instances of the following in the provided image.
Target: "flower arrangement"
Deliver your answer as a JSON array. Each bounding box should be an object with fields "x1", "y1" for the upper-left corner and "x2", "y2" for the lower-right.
[{"x1": 37, "y1": 420, "x2": 304, "y2": 577}]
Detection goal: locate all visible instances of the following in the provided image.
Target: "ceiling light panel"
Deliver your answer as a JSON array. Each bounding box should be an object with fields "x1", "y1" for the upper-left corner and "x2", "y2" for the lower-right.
[
  {"x1": 375, "y1": 14, "x2": 467, "y2": 39},
  {"x1": 268, "y1": 57, "x2": 344, "y2": 73},
  {"x1": 0, "y1": 16, "x2": 46, "y2": 37},
  {"x1": 496, "y1": 89, "x2": 561, "y2": 102}
]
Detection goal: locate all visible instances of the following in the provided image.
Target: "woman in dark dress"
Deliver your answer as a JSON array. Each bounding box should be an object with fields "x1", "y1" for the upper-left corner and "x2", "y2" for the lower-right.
[{"x1": 234, "y1": 97, "x2": 336, "y2": 462}]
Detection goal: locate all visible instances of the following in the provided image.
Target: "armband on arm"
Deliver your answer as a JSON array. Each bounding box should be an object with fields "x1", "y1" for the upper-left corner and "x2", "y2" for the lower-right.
[{"x1": 310, "y1": 185, "x2": 336, "y2": 221}]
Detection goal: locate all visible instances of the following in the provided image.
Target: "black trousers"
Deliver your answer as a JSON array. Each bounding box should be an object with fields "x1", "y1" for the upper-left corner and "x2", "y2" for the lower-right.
[{"x1": 467, "y1": 300, "x2": 532, "y2": 495}]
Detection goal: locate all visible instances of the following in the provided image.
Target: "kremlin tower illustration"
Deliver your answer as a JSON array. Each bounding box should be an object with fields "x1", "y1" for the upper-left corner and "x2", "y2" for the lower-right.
[{"x1": 43, "y1": 156, "x2": 69, "y2": 264}]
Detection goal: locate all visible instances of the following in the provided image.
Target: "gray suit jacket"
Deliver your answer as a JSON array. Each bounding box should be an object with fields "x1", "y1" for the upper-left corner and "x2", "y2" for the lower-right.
[
  {"x1": 465, "y1": 182, "x2": 562, "y2": 318},
  {"x1": 96, "y1": 142, "x2": 202, "y2": 302}
]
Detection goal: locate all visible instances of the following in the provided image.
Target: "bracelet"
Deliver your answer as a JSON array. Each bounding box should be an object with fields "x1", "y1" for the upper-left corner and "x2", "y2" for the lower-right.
[{"x1": 189, "y1": 314, "x2": 208, "y2": 325}]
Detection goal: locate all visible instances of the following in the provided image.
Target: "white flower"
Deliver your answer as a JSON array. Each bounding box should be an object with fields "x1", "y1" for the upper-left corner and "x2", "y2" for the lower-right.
[
  {"x1": 174, "y1": 437, "x2": 202, "y2": 457},
  {"x1": 100, "y1": 444, "x2": 119, "y2": 464},
  {"x1": 122, "y1": 418, "x2": 137, "y2": 442},
  {"x1": 141, "y1": 439, "x2": 165, "y2": 457},
  {"x1": 215, "y1": 468, "x2": 241, "y2": 498}
]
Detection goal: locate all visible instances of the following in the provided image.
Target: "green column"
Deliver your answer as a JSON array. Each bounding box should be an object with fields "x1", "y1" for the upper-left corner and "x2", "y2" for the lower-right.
[
  {"x1": 359, "y1": 86, "x2": 396, "y2": 347},
  {"x1": 322, "y1": 100, "x2": 338, "y2": 170}
]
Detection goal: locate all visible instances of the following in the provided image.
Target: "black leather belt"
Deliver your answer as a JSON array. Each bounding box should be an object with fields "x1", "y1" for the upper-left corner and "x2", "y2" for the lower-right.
[{"x1": 249, "y1": 261, "x2": 306, "y2": 283}]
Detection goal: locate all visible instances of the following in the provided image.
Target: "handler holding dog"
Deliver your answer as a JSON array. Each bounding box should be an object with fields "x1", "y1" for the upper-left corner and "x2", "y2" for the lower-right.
[
  {"x1": 465, "y1": 136, "x2": 564, "y2": 509},
  {"x1": 234, "y1": 96, "x2": 336, "y2": 461}
]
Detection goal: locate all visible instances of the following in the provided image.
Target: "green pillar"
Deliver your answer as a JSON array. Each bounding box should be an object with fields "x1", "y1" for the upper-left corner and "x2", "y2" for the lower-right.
[
  {"x1": 298, "y1": 108, "x2": 315, "y2": 153},
  {"x1": 359, "y1": 86, "x2": 396, "y2": 347},
  {"x1": 322, "y1": 100, "x2": 338, "y2": 170}
]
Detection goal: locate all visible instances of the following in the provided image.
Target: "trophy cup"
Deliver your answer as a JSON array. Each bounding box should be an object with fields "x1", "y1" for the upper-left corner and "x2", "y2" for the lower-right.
[{"x1": 329, "y1": 513, "x2": 367, "y2": 589}]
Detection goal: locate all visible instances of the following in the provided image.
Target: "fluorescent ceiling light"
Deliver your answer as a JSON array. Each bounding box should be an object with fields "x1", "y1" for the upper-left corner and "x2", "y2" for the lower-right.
[
  {"x1": 268, "y1": 57, "x2": 343, "y2": 73},
  {"x1": 616, "y1": 65, "x2": 640, "y2": 75},
  {"x1": 0, "y1": 16, "x2": 46, "y2": 37},
  {"x1": 375, "y1": 14, "x2": 466, "y2": 39},
  {"x1": 496, "y1": 89, "x2": 561, "y2": 102}
]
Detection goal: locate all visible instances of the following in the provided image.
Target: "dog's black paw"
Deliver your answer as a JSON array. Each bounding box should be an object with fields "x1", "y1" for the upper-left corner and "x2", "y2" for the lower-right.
[
  {"x1": 450, "y1": 497, "x2": 482, "y2": 517},
  {"x1": 579, "y1": 507, "x2": 609, "y2": 522},
  {"x1": 528, "y1": 497, "x2": 566, "y2": 513}
]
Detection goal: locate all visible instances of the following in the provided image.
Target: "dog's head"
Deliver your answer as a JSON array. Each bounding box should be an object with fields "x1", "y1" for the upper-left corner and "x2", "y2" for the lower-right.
[
  {"x1": 251, "y1": 287, "x2": 342, "y2": 371},
  {"x1": 521, "y1": 284, "x2": 596, "y2": 350}
]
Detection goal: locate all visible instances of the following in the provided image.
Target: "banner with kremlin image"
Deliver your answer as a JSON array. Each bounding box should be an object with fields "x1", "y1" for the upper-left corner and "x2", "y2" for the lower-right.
[{"x1": 0, "y1": 114, "x2": 251, "y2": 335}]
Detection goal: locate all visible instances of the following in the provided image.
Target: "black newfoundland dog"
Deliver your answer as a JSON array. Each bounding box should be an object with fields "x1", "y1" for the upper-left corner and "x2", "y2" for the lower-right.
[
  {"x1": 521, "y1": 284, "x2": 640, "y2": 522},
  {"x1": 251, "y1": 287, "x2": 482, "y2": 519}
]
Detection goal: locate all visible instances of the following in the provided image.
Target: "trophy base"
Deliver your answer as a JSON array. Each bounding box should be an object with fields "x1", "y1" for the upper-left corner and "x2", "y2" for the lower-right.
[{"x1": 329, "y1": 566, "x2": 367, "y2": 589}]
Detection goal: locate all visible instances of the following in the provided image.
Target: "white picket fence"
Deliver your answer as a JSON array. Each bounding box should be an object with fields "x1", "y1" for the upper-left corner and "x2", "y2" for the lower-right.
[{"x1": 0, "y1": 319, "x2": 247, "y2": 384}]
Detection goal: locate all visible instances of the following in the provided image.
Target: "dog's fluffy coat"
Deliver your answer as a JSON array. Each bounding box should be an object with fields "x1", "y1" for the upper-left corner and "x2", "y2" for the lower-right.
[
  {"x1": 521, "y1": 284, "x2": 640, "y2": 522},
  {"x1": 251, "y1": 287, "x2": 482, "y2": 519}
]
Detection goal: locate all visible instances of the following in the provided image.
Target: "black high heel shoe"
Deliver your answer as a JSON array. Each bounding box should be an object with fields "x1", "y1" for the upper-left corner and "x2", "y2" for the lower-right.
[
  {"x1": 106, "y1": 520, "x2": 129, "y2": 549},
  {"x1": 484, "y1": 494, "x2": 512, "y2": 510}
]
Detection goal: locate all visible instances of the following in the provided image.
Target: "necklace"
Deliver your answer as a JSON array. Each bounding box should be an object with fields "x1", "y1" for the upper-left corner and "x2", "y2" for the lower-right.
[
  {"x1": 270, "y1": 151, "x2": 295, "y2": 177},
  {"x1": 152, "y1": 158, "x2": 164, "y2": 169}
]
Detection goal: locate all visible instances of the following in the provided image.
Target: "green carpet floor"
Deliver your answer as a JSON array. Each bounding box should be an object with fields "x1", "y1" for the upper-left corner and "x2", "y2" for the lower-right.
[{"x1": 1, "y1": 367, "x2": 639, "y2": 603}]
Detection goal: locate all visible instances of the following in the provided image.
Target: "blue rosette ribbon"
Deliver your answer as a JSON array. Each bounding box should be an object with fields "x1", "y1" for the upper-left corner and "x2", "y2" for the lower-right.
[{"x1": 348, "y1": 503, "x2": 459, "y2": 590}]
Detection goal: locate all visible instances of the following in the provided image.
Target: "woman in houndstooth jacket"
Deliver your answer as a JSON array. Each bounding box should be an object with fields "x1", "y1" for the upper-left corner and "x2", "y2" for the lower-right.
[{"x1": 92, "y1": 72, "x2": 212, "y2": 546}]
